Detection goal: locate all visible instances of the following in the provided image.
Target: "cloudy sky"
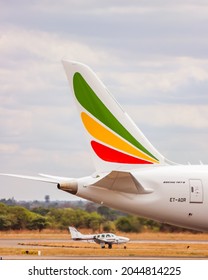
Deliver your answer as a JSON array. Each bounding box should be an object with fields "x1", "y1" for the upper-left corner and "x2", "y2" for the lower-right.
[{"x1": 1, "y1": 0, "x2": 208, "y2": 200}]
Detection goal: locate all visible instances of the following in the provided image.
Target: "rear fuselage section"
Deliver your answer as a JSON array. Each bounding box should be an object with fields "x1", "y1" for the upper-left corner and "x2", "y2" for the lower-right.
[{"x1": 74, "y1": 165, "x2": 208, "y2": 232}]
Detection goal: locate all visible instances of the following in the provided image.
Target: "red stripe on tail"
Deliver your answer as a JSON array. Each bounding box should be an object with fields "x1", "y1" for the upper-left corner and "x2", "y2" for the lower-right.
[{"x1": 91, "y1": 141, "x2": 153, "y2": 164}]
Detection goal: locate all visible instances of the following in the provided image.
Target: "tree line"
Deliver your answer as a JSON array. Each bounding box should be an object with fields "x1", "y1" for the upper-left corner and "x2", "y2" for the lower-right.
[{"x1": 0, "y1": 203, "x2": 197, "y2": 233}]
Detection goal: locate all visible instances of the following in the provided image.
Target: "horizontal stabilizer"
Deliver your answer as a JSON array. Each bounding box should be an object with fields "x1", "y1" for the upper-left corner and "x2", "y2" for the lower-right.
[
  {"x1": 90, "y1": 171, "x2": 153, "y2": 194},
  {"x1": 0, "y1": 173, "x2": 74, "y2": 184},
  {"x1": 39, "y1": 173, "x2": 74, "y2": 181},
  {"x1": 0, "y1": 173, "x2": 59, "y2": 184}
]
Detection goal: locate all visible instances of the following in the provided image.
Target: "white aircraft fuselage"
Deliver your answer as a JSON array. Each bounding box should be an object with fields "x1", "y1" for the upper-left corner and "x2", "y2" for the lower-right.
[{"x1": 61, "y1": 165, "x2": 208, "y2": 232}]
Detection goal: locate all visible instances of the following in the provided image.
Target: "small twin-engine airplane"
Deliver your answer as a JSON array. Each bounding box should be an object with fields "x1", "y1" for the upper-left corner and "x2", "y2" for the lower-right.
[
  {"x1": 69, "y1": 226, "x2": 129, "y2": 249},
  {"x1": 1, "y1": 60, "x2": 208, "y2": 232}
]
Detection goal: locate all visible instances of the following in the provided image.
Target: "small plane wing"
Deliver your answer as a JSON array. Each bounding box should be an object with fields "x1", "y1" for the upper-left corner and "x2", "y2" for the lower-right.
[
  {"x1": 90, "y1": 171, "x2": 153, "y2": 194},
  {"x1": 93, "y1": 236, "x2": 114, "y2": 243},
  {"x1": 94, "y1": 237, "x2": 110, "y2": 243}
]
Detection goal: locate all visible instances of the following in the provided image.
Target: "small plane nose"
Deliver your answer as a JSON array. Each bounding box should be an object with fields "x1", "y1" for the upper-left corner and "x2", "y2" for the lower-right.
[{"x1": 120, "y1": 237, "x2": 129, "y2": 243}]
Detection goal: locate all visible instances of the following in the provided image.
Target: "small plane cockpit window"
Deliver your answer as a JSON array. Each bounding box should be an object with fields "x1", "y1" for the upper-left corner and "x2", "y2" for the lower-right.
[
  {"x1": 101, "y1": 234, "x2": 105, "y2": 238},
  {"x1": 106, "y1": 234, "x2": 111, "y2": 237}
]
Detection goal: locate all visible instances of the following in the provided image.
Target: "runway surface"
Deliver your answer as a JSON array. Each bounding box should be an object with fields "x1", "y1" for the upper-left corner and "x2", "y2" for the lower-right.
[
  {"x1": 1, "y1": 238, "x2": 208, "y2": 259},
  {"x1": 2, "y1": 238, "x2": 208, "y2": 247}
]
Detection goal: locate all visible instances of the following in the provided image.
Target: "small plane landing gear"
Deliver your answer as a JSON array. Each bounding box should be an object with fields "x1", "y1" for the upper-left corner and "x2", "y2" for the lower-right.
[
  {"x1": 100, "y1": 243, "x2": 105, "y2": 249},
  {"x1": 108, "y1": 244, "x2": 112, "y2": 249}
]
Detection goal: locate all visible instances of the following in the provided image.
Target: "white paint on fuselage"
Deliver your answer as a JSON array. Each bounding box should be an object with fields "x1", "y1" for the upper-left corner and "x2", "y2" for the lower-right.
[{"x1": 76, "y1": 165, "x2": 208, "y2": 232}]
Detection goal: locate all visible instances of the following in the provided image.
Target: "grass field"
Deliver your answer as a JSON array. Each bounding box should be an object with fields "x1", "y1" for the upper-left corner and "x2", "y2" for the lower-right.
[{"x1": 1, "y1": 230, "x2": 208, "y2": 258}]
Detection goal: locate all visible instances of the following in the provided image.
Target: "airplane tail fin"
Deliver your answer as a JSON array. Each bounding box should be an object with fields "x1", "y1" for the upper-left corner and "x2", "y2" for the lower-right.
[
  {"x1": 62, "y1": 60, "x2": 173, "y2": 173},
  {"x1": 69, "y1": 226, "x2": 83, "y2": 240}
]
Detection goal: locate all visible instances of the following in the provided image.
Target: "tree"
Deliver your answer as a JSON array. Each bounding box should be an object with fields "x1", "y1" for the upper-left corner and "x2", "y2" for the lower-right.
[
  {"x1": 0, "y1": 215, "x2": 12, "y2": 230},
  {"x1": 87, "y1": 212, "x2": 104, "y2": 232},
  {"x1": 102, "y1": 221, "x2": 116, "y2": 232},
  {"x1": 115, "y1": 216, "x2": 142, "y2": 232},
  {"x1": 27, "y1": 215, "x2": 48, "y2": 231},
  {"x1": 8, "y1": 206, "x2": 31, "y2": 230}
]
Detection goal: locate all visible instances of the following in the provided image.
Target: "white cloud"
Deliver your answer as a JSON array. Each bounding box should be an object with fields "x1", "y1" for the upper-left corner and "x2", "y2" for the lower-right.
[
  {"x1": 0, "y1": 107, "x2": 32, "y2": 136},
  {"x1": 0, "y1": 27, "x2": 119, "y2": 102},
  {"x1": 126, "y1": 104, "x2": 208, "y2": 129},
  {"x1": 0, "y1": 27, "x2": 111, "y2": 64},
  {"x1": 0, "y1": 144, "x2": 19, "y2": 154},
  {"x1": 30, "y1": 0, "x2": 208, "y2": 16},
  {"x1": 104, "y1": 56, "x2": 208, "y2": 105}
]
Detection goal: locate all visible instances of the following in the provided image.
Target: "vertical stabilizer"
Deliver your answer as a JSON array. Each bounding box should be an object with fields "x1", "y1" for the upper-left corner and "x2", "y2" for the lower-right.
[
  {"x1": 62, "y1": 60, "x2": 170, "y2": 172},
  {"x1": 69, "y1": 227, "x2": 83, "y2": 239}
]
